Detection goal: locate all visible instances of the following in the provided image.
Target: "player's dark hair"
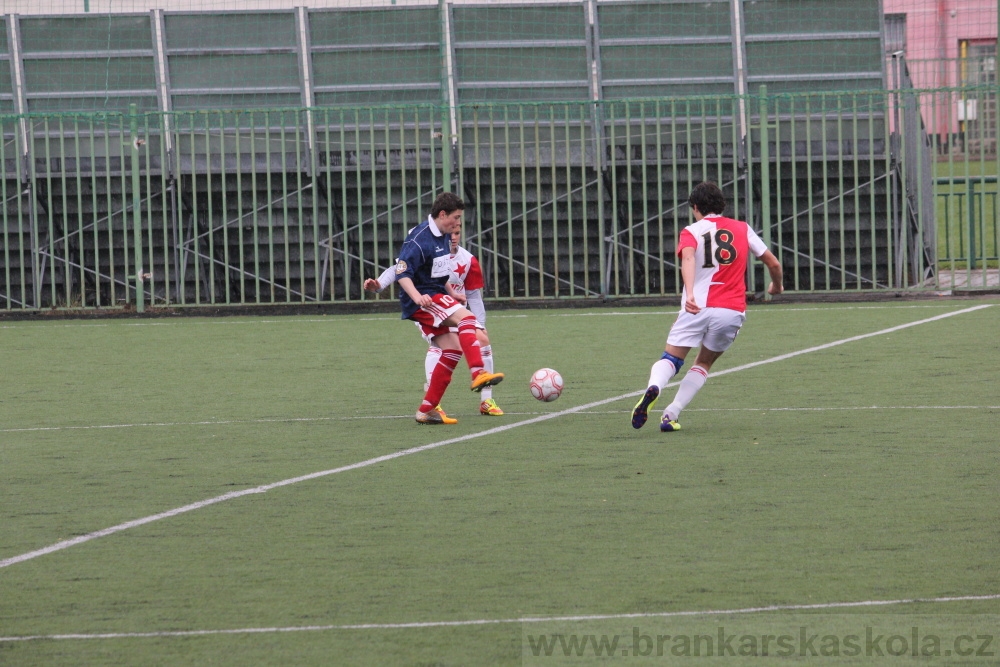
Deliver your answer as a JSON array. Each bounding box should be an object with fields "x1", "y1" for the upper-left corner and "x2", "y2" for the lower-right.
[
  {"x1": 687, "y1": 181, "x2": 726, "y2": 215},
  {"x1": 431, "y1": 192, "x2": 465, "y2": 218}
]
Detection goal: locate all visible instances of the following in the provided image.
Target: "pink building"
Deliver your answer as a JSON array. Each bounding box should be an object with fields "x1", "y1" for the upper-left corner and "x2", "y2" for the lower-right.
[{"x1": 883, "y1": 0, "x2": 997, "y2": 150}]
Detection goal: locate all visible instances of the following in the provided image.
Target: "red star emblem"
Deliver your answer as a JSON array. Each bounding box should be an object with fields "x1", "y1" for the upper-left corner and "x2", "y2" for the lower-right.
[{"x1": 454, "y1": 262, "x2": 468, "y2": 277}]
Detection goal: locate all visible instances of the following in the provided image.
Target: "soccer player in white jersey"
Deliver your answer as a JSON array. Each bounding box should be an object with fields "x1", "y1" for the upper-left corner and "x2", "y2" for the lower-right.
[
  {"x1": 631, "y1": 181, "x2": 783, "y2": 432},
  {"x1": 364, "y1": 228, "x2": 504, "y2": 417}
]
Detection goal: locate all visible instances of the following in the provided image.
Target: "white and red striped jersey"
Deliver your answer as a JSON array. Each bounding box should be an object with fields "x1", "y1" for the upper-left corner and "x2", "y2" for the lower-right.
[
  {"x1": 447, "y1": 246, "x2": 484, "y2": 297},
  {"x1": 676, "y1": 214, "x2": 768, "y2": 312}
]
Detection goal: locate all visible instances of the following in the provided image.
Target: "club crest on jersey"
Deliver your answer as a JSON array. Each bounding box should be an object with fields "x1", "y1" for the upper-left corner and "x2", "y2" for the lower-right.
[{"x1": 395, "y1": 259, "x2": 407, "y2": 274}]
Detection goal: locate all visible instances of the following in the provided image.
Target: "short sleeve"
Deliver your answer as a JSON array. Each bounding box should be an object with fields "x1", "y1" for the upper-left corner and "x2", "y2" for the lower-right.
[
  {"x1": 464, "y1": 256, "x2": 485, "y2": 291},
  {"x1": 746, "y1": 226, "x2": 768, "y2": 258},
  {"x1": 676, "y1": 228, "x2": 698, "y2": 257},
  {"x1": 395, "y1": 242, "x2": 421, "y2": 281}
]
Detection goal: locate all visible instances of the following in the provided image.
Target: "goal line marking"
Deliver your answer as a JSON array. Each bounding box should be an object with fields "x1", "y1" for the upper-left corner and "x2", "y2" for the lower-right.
[
  {"x1": 2, "y1": 593, "x2": 998, "y2": 642},
  {"x1": 0, "y1": 304, "x2": 991, "y2": 571}
]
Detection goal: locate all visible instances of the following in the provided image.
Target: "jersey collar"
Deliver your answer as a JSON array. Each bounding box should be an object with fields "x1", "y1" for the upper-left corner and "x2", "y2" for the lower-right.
[{"x1": 427, "y1": 215, "x2": 444, "y2": 237}]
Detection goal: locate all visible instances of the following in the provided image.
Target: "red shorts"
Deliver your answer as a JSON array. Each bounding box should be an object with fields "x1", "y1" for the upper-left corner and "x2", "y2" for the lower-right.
[{"x1": 409, "y1": 293, "x2": 464, "y2": 338}]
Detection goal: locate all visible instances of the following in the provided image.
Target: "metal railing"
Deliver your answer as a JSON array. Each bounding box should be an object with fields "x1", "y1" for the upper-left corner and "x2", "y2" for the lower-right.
[
  {"x1": 937, "y1": 176, "x2": 999, "y2": 267},
  {"x1": 1, "y1": 89, "x2": 996, "y2": 311}
]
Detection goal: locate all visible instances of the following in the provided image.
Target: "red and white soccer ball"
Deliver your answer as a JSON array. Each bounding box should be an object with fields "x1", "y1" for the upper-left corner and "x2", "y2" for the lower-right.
[{"x1": 529, "y1": 368, "x2": 564, "y2": 402}]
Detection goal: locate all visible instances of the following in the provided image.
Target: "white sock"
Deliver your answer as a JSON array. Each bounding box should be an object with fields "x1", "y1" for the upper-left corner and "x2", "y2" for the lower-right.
[
  {"x1": 424, "y1": 347, "x2": 442, "y2": 393},
  {"x1": 647, "y1": 358, "x2": 679, "y2": 391},
  {"x1": 480, "y1": 345, "x2": 493, "y2": 400},
  {"x1": 665, "y1": 366, "x2": 708, "y2": 421}
]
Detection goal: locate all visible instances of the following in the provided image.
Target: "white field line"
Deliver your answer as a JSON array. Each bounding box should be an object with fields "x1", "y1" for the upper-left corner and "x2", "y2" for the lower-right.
[
  {"x1": 0, "y1": 303, "x2": 992, "y2": 574},
  {"x1": 0, "y1": 415, "x2": 407, "y2": 433},
  {"x1": 0, "y1": 302, "x2": 992, "y2": 330},
  {"x1": 3, "y1": 405, "x2": 999, "y2": 434},
  {"x1": 2, "y1": 594, "x2": 999, "y2": 642},
  {"x1": 559, "y1": 405, "x2": 1000, "y2": 415}
]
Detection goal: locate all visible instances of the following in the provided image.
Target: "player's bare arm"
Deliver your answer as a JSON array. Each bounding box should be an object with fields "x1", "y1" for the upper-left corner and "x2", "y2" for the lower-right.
[
  {"x1": 446, "y1": 282, "x2": 466, "y2": 304},
  {"x1": 679, "y1": 247, "x2": 700, "y2": 314},
  {"x1": 397, "y1": 276, "x2": 432, "y2": 307},
  {"x1": 760, "y1": 250, "x2": 784, "y2": 295}
]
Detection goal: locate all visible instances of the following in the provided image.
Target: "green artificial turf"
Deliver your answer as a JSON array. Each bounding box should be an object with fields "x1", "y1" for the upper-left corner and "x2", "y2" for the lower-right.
[{"x1": 1, "y1": 299, "x2": 998, "y2": 665}]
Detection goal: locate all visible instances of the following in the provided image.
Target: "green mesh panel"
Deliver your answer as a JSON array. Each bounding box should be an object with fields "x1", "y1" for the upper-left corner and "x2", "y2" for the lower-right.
[
  {"x1": 18, "y1": 15, "x2": 157, "y2": 113},
  {"x1": 0, "y1": 18, "x2": 12, "y2": 114},
  {"x1": 309, "y1": 7, "x2": 442, "y2": 108},
  {"x1": 597, "y1": 1, "x2": 734, "y2": 101},
  {"x1": 742, "y1": 0, "x2": 881, "y2": 34},
  {"x1": 164, "y1": 12, "x2": 299, "y2": 111},
  {"x1": 743, "y1": 0, "x2": 884, "y2": 95},
  {"x1": 452, "y1": 4, "x2": 590, "y2": 104}
]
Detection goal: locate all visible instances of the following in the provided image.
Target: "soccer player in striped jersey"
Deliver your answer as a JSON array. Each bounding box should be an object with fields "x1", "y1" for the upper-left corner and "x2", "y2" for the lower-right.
[
  {"x1": 631, "y1": 181, "x2": 783, "y2": 432},
  {"x1": 365, "y1": 228, "x2": 504, "y2": 417}
]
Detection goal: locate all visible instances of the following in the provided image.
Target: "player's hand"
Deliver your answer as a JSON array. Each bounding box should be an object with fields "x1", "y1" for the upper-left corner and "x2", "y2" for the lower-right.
[
  {"x1": 767, "y1": 281, "x2": 783, "y2": 296},
  {"x1": 445, "y1": 284, "x2": 465, "y2": 304},
  {"x1": 684, "y1": 297, "x2": 701, "y2": 314},
  {"x1": 363, "y1": 278, "x2": 381, "y2": 293},
  {"x1": 416, "y1": 293, "x2": 433, "y2": 307}
]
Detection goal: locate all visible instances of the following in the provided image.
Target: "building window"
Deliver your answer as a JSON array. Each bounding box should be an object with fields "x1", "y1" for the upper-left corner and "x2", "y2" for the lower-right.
[
  {"x1": 959, "y1": 40, "x2": 997, "y2": 154},
  {"x1": 884, "y1": 14, "x2": 906, "y2": 56},
  {"x1": 964, "y1": 42, "x2": 997, "y2": 87}
]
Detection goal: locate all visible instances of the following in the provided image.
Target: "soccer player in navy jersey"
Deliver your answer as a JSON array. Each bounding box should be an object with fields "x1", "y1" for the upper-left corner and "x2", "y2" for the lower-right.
[
  {"x1": 631, "y1": 181, "x2": 783, "y2": 432},
  {"x1": 393, "y1": 192, "x2": 504, "y2": 424},
  {"x1": 365, "y1": 227, "x2": 504, "y2": 417}
]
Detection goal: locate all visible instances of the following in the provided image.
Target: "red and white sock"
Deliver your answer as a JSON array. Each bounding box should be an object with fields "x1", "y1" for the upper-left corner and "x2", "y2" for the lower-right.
[
  {"x1": 457, "y1": 316, "x2": 486, "y2": 378},
  {"x1": 424, "y1": 346, "x2": 442, "y2": 391},
  {"x1": 647, "y1": 358, "x2": 678, "y2": 389},
  {"x1": 664, "y1": 365, "x2": 708, "y2": 421},
  {"x1": 419, "y1": 350, "x2": 460, "y2": 413},
  {"x1": 479, "y1": 344, "x2": 493, "y2": 400}
]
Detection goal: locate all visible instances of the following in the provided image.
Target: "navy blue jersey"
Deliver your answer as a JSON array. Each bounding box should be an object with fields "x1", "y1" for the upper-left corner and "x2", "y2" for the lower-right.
[{"x1": 395, "y1": 216, "x2": 452, "y2": 319}]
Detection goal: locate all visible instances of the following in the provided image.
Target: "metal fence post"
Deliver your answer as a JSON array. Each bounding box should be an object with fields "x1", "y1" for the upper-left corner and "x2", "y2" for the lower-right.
[
  {"x1": 758, "y1": 86, "x2": 772, "y2": 300},
  {"x1": 967, "y1": 179, "x2": 978, "y2": 270},
  {"x1": 439, "y1": 0, "x2": 454, "y2": 188},
  {"x1": 129, "y1": 104, "x2": 145, "y2": 313}
]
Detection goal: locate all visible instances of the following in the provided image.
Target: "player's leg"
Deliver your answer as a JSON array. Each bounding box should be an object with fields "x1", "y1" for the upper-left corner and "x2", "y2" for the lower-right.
[
  {"x1": 424, "y1": 345, "x2": 458, "y2": 420},
  {"x1": 661, "y1": 308, "x2": 745, "y2": 431},
  {"x1": 476, "y1": 328, "x2": 503, "y2": 415},
  {"x1": 441, "y1": 306, "x2": 504, "y2": 392},
  {"x1": 632, "y1": 310, "x2": 703, "y2": 429},
  {"x1": 417, "y1": 321, "x2": 452, "y2": 419},
  {"x1": 424, "y1": 345, "x2": 442, "y2": 391},
  {"x1": 631, "y1": 347, "x2": 688, "y2": 429},
  {"x1": 410, "y1": 316, "x2": 459, "y2": 424},
  {"x1": 660, "y1": 346, "x2": 723, "y2": 431},
  {"x1": 417, "y1": 331, "x2": 461, "y2": 424}
]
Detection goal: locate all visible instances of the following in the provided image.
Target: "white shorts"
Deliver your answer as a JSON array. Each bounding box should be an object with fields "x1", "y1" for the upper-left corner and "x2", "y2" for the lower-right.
[{"x1": 666, "y1": 307, "x2": 746, "y2": 352}]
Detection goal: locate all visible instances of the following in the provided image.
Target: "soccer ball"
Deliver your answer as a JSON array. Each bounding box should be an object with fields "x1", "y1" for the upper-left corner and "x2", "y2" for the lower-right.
[{"x1": 529, "y1": 368, "x2": 564, "y2": 402}]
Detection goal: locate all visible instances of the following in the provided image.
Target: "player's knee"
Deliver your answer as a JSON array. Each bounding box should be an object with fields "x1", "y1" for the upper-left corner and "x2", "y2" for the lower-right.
[{"x1": 661, "y1": 351, "x2": 685, "y2": 374}]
